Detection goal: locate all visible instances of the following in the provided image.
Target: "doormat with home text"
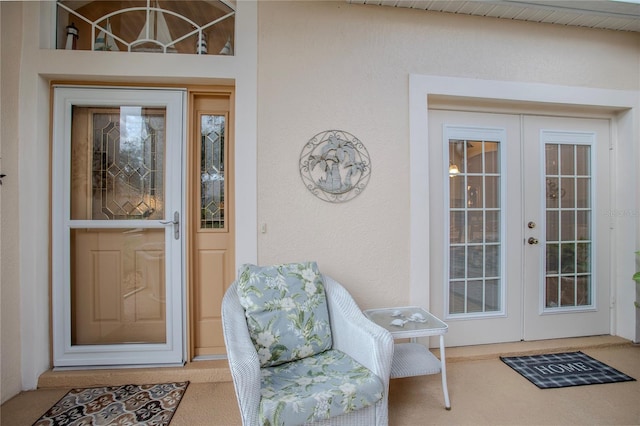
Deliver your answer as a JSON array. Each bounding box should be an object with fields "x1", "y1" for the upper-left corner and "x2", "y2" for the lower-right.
[
  {"x1": 33, "y1": 381, "x2": 189, "y2": 426},
  {"x1": 500, "y1": 351, "x2": 635, "y2": 389}
]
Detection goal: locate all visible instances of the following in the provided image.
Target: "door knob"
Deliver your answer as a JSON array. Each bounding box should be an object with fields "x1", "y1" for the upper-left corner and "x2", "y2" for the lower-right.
[{"x1": 528, "y1": 237, "x2": 539, "y2": 245}]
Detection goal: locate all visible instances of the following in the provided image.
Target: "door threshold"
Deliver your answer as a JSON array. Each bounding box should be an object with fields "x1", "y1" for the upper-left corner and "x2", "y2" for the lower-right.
[
  {"x1": 39, "y1": 359, "x2": 231, "y2": 389},
  {"x1": 53, "y1": 362, "x2": 185, "y2": 371}
]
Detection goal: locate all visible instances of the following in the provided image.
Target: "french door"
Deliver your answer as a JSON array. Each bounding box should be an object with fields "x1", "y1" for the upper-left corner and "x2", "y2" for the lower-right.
[
  {"x1": 429, "y1": 110, "x2": 610, "y2": 346},
  {"x1": 52, "y1": 87, "x2": 185, "y2": 367}
]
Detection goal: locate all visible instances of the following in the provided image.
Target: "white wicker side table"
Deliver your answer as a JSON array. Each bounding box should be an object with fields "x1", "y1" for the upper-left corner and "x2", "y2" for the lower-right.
[{"x1": 363, "y1": 306, "x2": 451, "y2": 410}]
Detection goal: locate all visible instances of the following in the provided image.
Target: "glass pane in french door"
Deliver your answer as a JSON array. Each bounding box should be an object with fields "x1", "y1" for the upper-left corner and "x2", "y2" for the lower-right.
[
  {"x1": 544, "y1": 143, "x2": 592, "y2": 309},
  {"x1": 69, "y1": 106, "x2": 167, "y2": 345},
  {"x1": 448, "y1": 139, "x2": 501, "y2": 315}
]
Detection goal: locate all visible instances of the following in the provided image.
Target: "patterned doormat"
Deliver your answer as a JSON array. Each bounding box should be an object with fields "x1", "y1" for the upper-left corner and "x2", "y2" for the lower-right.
[
  {"x1": 501, "y1": 351, "x2": 635, "y2": 389},
  {"x1": 33, "y1": 381, "x2": 189, "y2": 426}
]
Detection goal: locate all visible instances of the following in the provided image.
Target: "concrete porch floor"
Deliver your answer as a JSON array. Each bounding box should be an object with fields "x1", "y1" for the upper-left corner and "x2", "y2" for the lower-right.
[{"x1": 2, "y1": 336, "x2": 639, "y2": 425}]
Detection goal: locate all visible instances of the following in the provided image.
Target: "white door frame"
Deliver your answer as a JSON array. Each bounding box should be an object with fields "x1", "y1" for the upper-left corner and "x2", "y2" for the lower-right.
[
  {"x1": 409, "y1": 75, "x2": 640, "y2": 343},
  {"x1": 51, "y1": 86, "x2": 187, "y2": 367}
]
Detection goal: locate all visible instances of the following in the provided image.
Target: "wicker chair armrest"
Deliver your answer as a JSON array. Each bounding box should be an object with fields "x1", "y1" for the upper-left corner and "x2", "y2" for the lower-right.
[
  {"x1": 222, "y1": 282, "x2": 261, "y2": 426},
  {"x1": 322, "y1": 275, "x2": 394, "y2": 386}
]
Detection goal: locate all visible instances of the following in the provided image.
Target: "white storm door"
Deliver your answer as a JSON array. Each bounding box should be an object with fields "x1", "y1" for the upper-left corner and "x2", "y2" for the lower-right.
[
  {"x1": 429, "y1": 110, "x2": 523, "y2": 346},
  {"x1": 522, "y1": 116, "x2": 611, "y2": 340},
  {"x1": 52, "y1": 87, "x2": 185, "y2": 367}
]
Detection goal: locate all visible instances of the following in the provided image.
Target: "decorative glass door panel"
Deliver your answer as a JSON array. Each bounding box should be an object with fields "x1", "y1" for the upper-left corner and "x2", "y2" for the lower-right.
[
  {"x1": 200, "y1": 114, "x2": 226, "y2": 229},
  {"x1": 70, "y1": 108, "x2": 165, "y2": 221},
  {"x1": 52, "y1": 87, "x2": 185, "y2": 367}
]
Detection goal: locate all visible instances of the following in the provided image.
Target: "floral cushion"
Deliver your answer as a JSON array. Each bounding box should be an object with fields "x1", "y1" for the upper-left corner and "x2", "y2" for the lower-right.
[
  {"x1": 237, "y1": 262, "x2": 332, "y2": 367},
  {"x1": 259, "y1": 349, "x2": 384, "y2": 426}
]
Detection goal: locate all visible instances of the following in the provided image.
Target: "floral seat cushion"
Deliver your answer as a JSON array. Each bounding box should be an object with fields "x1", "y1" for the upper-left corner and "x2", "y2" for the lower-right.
[
  {"x1": 237, "y1": 262, "x2": 332, "y2": 367},
  {"x1": 260, "y1": 349, "x2": 384, "y2": 426}
]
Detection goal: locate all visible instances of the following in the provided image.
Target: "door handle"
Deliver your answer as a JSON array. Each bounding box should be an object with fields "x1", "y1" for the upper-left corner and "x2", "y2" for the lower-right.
[
  {"x1": 528, "y1": 237, "x2": 539, "y2": 245},
  {"x1": 160, "y1": 211, "x2": 180, "y2": 240}
]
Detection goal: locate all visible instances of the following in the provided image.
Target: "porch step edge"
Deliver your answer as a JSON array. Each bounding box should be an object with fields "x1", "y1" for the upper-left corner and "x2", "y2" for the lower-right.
[
  {"x1": 37, "y1": 359, "x2": 232, "y2": 389},
  {"x1": 436, "y1": 335, "x2": 633, "y2": 363}
]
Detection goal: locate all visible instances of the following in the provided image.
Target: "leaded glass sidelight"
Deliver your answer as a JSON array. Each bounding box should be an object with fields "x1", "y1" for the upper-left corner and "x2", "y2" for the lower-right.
[
  {"x1": 448, "y1": 139, "x2": 502, "y2": 315},
  {"x1": 200, "y1": 114, "x2": 226, "y2": 229},
  {"x1": 544, "y1": 143, "x2": 592, "y2": 309},
  {"x1": 70, "y1": 106, "x2": 165, "y2": 221}
]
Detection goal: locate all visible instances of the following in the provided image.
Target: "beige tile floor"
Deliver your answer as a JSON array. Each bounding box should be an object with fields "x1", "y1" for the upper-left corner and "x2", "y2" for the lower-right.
[{"x1": 2, "y1": 336, "x2": 639, "y2": 425}]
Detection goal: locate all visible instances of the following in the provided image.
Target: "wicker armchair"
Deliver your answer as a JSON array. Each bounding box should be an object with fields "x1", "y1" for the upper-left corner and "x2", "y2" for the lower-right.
[{"x1": 222, "y1": 272, "x2": 394, "y2": 426}]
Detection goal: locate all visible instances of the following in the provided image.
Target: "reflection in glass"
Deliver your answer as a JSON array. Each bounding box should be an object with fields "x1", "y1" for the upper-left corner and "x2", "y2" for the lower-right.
[
  {"x1": 546, "y1": 277, "x2": 559, "y2": 308},
  {"x1": 576, "y1": 178, "x2": 590, "y2": 208},
  {"x1": 546, "y1": 178, "x2": 560, "y2": 208},
  {"x1": 561, "y1": 177, "x2": 575, "y2": 208},
  {"x1": 545, "y1": 144, "x2": 558, "y2": 175},
  {"x1": 546, "y1": 211, "x2": 559, "y2": 241},
  {"x1": 576, "y1": 146, "x2": 590, "y2": 176},
  {"x1": 485, "y1": 280, "x2": 500, "y2": 311},
  {"x1": 576, "y1": 211, "x2": 591, "y2": 240},
  {"x1": 468, "y1": 211, "x2": 483, "y2": 243},
  {"x1": 560, "y1": 144, "x2": 574, "y2": 175},
  {"x1": 485, "y1": 210, "x2": 500, "y2": 243},
  {"x1": 484, "y1": 142, "x2": 499, "y2": 174},
  {"x1": 448, "y1": 138, "x2": 502, "y2": 315},
  {"x1": 544, "y1": 142, "x2": 592, "y2": 309},
  {"x1": 561, "y1": 277, "x2": 576, "y2": 306},
  {"x1": 561, "y1": 211, "x2": 575, "y2": 241},
  {"x1": 485, "y1": 245, "x2": 500, "y2": 277},
  {"x1": 450, "y1": 211, "x2": 465, "y2": 243},
  {"x1": 467, "y1": 281, "x2": 484, "y2": 313},
  {"x1": 450, "y1": 247, "x2": 465, "y2": 279},
  {"x1": 449, "y1": 140, "x2": 465, "y2": 174},
  {"x1": 71, "y1": 106, "x2": 165, "y2": 221},
  {"x1": 546, "y1": 243, "x2": 559, "y2": 274},
  {"x1": 467, "y1": 246, "x2": 484, "y2": 278},
  {"x1": 466, "y1": 140, "x2": 483, "y2": 174},
  {"x1": 484, "y1": 176, "x2": 500, "y2": 209},
  {"x1": 450, "y1": 175, "x2": 465, "y2": 208}
]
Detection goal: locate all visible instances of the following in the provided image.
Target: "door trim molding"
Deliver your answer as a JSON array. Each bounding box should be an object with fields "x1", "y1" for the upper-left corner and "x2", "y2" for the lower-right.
[{"x1": 409, "y1": 74, "x2": 639, "y2": 341}]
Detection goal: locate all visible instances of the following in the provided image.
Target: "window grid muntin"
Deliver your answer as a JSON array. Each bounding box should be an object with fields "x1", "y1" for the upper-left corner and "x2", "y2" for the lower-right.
[
  {"x1": 448, "y1": 138, "x2": 502, "y2": 317},
  {"x1": 544, "y1": 142, "x2": 593, "y2": 309}
]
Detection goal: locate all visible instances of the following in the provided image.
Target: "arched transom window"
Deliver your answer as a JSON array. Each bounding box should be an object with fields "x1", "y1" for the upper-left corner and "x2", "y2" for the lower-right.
[{"x1": 56, "y1": 0, "x2": 235, "y2": 55}]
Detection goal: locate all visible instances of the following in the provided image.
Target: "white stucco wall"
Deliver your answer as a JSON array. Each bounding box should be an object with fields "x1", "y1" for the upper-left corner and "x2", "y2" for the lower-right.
[
  {"x1": 1, "y1": 0, "x2": 639, "y2": 402},
  {"x1": 1, "y1": 1, "x2": 24, "y2": 405},
  {"x1": 1, "y1": 1, "x2": 258, "y2": 399},
  {"x1": 256, "y1": 1, "x2": 640, "y2": 312}
]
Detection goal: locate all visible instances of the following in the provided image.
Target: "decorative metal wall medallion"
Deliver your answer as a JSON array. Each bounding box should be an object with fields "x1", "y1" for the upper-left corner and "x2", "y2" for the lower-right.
[{"x1": 299, "y1": 130, "x2": 371, "y2": 203}]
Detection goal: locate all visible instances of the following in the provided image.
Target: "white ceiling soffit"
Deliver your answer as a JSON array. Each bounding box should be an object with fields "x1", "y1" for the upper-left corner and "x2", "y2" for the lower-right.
[{"x1": 346, "y1": 1, "x2": 640, "y2": 32}]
